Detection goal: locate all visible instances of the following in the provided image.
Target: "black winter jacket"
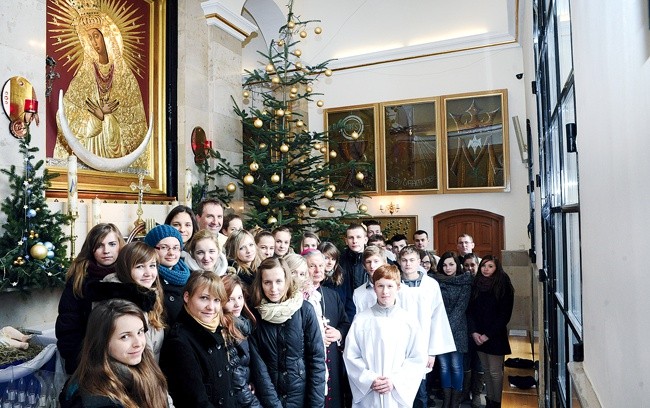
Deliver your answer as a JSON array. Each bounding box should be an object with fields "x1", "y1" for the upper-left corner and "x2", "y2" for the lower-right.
[
  {"x1": 160, "y1": 280, "x2": 184, "y2": 327},
  {"x1": 228, "y1": 339, "x2": 261, "y2": 408},
  {"x1": 339, "y1": 247, "x2": 366, "y2": 293},
  {"x1": 160, "y1": 307, "x2": 236, "y2": 408},
  {"x1": 249, "y1": 301, "x2": 326, "y2": 408}
]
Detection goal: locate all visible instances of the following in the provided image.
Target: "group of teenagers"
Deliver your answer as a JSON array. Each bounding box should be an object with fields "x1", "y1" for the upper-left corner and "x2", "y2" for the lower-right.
[{"x1": 53, "y1": 198, "x2": 514, "y2": 408}]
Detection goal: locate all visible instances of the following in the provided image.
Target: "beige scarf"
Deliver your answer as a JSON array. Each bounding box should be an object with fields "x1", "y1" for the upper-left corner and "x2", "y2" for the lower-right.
[
  {"x1": 184, "y1": 305, "x2": 220, "y2": 333},
  {"x1": 256, "y1": 292, "x2": 303, "y2": 324}
]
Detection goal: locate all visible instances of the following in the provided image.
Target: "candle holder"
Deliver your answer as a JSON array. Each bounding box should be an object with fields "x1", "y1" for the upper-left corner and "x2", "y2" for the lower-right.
[
  {"x1": 69, "y1": 211, "x2": 78, "y2": 261},
  {"x1": 379, "y1": 202, "x2": 400, "y2": 215}
]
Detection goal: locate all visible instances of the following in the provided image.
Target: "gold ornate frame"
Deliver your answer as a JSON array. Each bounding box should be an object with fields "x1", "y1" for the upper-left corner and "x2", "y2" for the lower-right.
[
  {"x1": 441, "y1": 89, "x2": 509, "y2": 193},
  {"x1": 324, "y1": 104, "x2": 380, "y2": 195},
  {"x1": 378, "y1": 97, "x2": 442, "y2": 194},
  {"x1": 45, "y1": 0, "x2": 167, "y2": 199}
]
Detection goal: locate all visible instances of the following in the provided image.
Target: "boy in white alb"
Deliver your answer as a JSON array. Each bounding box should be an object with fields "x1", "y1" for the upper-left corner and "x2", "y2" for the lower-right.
[
  {"x1": 352, "y1": 245, "x2": 387, "y2": 313},
  {"x1": 344, "y1": 265, "x2": 426, "y2": 408},
  {"x1": 398, "y1": 245, "x2": 456, "y2": 408}
]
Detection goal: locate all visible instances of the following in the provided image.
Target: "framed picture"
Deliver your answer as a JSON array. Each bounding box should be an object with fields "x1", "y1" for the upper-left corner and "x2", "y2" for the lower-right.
[
  {"x1": 45, "y1": 0, "x2": 168, "y2": 197},
  {"x1": 379, "y1": 98, "x2": 441, "y2": 194},
  {"x1": 442, "y1": 90, "x2": 510, "y2": 193},
  {"x1": 324, "y1": 104, "x2": 380, "y2": 194}
]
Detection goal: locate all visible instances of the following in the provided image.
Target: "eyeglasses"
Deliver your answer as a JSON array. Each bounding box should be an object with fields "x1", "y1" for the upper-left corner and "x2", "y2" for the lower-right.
[{"x1": 155, "y1": 245, "x2": 181, "y2": 253}]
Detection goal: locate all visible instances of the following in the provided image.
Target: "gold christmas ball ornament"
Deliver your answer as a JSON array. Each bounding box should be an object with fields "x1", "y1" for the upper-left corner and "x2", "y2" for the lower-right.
[
  {"x1": 280, "y1": 143, "x2": 289, "y2": 153},
  {"x1": 253, "y1": 118, "x2": 263, "y2": 128},
  {"x1": 294, "y1": 49, "x2": 302, "y2": 57},
  {"x1": 259, "y1": 143, "x2": 267, "y2": 149},
  {"x1": 287, "y1": 21, "x2": 295, "y2": 29},
  {"x1": 249, "y1": 162, "x2": 259, "y2": 172},
  {"x1": 328, "y1": 205, "x2": 336, "y2": 213},
  {"x1": 328, "y1": 184, "x2": 336, "y2": 192},
  {"x1": 267, "y1": 215, "x2": 277, "y2": 224},
  {"x1": 285, "y1": 110, "x2": 292, "y2": 117},
  {"x1": 270, "y1": 173, "x2": 280, "y2": 183},
  {"x1": 309, "y1": 209, "x2": 319, "y2": 217},
  {"x1": 314, "y1": 142, "x2": 322, "y2": 150},
  {"x1": 314, "y1": 27, "x2": 323, "y2": 34},
  {"x1": 243, "y1": 173, "x2": 255, "y2": 185},
  {"x1": 30, "y1": 243, "x2": 48, "y2": 260},
  {"x1": 290, "y1": 93, "x2": 297, "y2": 99},
  {"x1": 298, "y1": 203, "x2": 307, "y2": 211},
  {"x1": 320, "y1": 146, "x2": 327, "y2": 154},
  {"x1": 355, "y1": 171, "x2": 365, "y2": 181},
  {"x1": 271, "y1": 76, "x2": 281, "y2": 84},
  {"x1": 276, "y1": 108, "x2": 285, "y2": 117},
  {"x1": 277, "y1": 191, "x2": 285, "y2": 200},
  {"x1": 290, "y1": 87, "x2": 299, "y2": 94},
  {"x1": 306, "y1": 86, "x2": 313, "y2": 93},
  {"x1": 277, "y1": 39, "x2": 285, "y2": 47},
  {"x1": 351, "y1": 130, "x2": 359, "y2": 139},
  {"x1": 329, "y1": 150, "x2": 337, "y2": 158},
  {"x1": 266, "y1": 64, "x2": 275, "y2": 73},
  {"x1": 324, "y1": 190, "x2": 334, "y2": 199},
  {"x1": 324, "y1": 69, "x2": 333, "y2": 77},
  {"x1": 260, "y1": 196, "x2": 270, "y2": 206},
  {"x1": 243, "y1": 90, "x2": 250, "y2": 98},
  {"x1": 316, "y1": 164, "x2": 323, "y2": 170},
  {"x1": 316, "y1": 100, "x2": 324, "y2": 107},
  {"x1": 295, "y1": 62, "x2": 303, "y2": 69},
  {"x1": 299, "y1": 31, "x2": 307, "y2": 38},
  {"x1": 296, "y1": 120, "x2": 304, "y2": 127},
  {"x1": 359, "y1": 204, "x2": 368, "y2": 213},
  {"x1": 226, "y1": 183, "x2": 237, "y2": 193}
]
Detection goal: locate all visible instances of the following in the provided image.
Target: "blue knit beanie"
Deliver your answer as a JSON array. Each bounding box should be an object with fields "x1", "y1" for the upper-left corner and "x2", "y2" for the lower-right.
[{"x1": 144, "y1": 224, "x2": 183, "y2": 249}]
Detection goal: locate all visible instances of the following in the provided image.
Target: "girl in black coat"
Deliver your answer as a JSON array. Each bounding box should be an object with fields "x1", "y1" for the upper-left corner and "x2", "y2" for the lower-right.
[
  {"x1": 466, "y1": 255, "x2": 515, "y2": 408},
  {"x1": 55, "y1": 223, "x2": 125, "y2": 375},
  {"x1": 249, "y1": 257, "x2": 326, "y2": 408},
  {"x1": 160, "y1": 271, "x2": 240, "y2": 408}
]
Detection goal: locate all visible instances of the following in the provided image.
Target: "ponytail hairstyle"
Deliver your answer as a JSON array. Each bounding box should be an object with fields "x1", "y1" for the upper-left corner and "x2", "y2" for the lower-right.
[{"x1": 72, "y1": 299, "x2": 168, "y2": 408}]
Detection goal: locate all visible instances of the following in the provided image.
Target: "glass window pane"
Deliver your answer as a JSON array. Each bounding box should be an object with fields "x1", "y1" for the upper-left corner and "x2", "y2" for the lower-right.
[
  {"x1": 557, "y1": 309, "x2": 567, "y2": 399},
  {"x1": 567, "y1": 212, "x2": 582, "y2": 328},
  {"x1": 557, "y1": 0, "x2": 573, "y2": 88},
  {"x1": 554, "y1": 212, "x2": 564, "y2": 305},
  {"x1": 561, "y1": 88, "x2": 578, "y2": 205},
  {"x1": 546, "y1": 16, "x2": 558, "y2": 112},
  {"x1": 550, "y1": 119, "x2": 561, "y2": 208}
]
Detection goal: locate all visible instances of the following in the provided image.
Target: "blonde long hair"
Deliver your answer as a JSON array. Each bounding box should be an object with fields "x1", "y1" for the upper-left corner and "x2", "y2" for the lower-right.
[{"x1": 72, "y1": 299, "x2": 169, "y2": 408}]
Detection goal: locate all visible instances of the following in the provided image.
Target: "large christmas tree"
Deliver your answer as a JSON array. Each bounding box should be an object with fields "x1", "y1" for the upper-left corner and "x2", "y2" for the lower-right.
[
  {"x1": 207, "y1": 1, "x2": 369, "y2": 238},
  {"x1": 0, "y1": 127, "x2": 70, "y2": 292}
]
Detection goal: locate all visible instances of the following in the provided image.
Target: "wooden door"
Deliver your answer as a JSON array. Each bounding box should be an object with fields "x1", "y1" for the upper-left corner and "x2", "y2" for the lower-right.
[{"x1": 433, "y1": 209, "x2": 504, "y2": 258}]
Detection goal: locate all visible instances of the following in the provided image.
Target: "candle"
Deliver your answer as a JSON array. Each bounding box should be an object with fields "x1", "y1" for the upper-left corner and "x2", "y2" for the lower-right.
[
  {"x1": 68, "y1": 155, "x2": 78, "y2": 214},
  {"x1": 185, "y1": 169, "x2": 192, "y2": 207},
  {"x1": 92, "y1": 196, "x2": 101, "y2": 226},
  {"x1": 24, "y1": 99, "x2": 38, "y2": 113}
]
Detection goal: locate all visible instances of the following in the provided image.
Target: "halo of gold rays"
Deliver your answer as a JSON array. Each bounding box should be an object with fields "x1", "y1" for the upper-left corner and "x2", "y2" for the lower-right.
[{"x1": 48, "y1": 0, "x2": 147, "y2": 78}]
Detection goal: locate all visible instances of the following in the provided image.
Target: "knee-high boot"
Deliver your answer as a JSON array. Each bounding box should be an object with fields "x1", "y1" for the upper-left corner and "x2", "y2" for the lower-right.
[
  {"x1": 442, "y1": 388, "x2": 452, "y2": 408},
  {"x1": 461, "y1": 370, "x2": 472, "y2": 402},
  {"x1": 450, "y1": 388, "x2": 463, "y2": 408},
  {"x1": 471, "y1": 371, "x2": 484, "y2": 408}
]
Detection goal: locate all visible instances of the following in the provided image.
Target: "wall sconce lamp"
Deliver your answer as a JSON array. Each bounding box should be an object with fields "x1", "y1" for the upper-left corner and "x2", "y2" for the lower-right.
[{"x1": 379, "y1": 202, "x2": 400, "y2": 215}]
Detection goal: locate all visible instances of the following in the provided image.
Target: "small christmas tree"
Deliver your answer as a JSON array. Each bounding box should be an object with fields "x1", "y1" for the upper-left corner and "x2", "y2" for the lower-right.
[
  {"x1": 0, "y1": 126, "x2": 70, "y2": 292},
  {"x1": 208, "y1": 0, "x2": 369, "y2": 239}
]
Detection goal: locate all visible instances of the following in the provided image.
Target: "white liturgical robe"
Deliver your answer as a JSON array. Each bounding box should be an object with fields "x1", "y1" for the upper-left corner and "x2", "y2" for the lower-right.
[{"x1": 343, "y1": 303, "x2": 426, "y2": 408}]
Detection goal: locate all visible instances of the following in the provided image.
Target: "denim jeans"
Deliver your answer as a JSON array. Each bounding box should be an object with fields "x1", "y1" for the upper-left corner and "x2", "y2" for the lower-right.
[{"x1": 437, "y1": 351, "x2": 464, "y2": 390}]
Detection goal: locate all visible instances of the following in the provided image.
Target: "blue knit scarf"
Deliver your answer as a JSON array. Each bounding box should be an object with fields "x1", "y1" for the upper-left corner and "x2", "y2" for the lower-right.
[{"x1": 158, "y1": 259, "x2": 190, "y2": 286}]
